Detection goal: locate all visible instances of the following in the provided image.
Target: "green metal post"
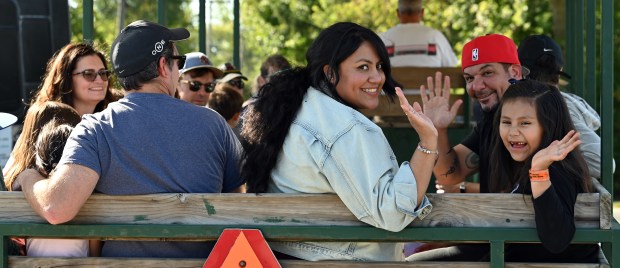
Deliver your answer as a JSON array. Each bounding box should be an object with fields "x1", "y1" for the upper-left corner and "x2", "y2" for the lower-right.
[
  {"x1": 199, "y1": 0, "x2": 206, "y2": 54},
  {"x1": 564, "y1": 0, "x2": 574, "y2": 92},
  {"x1": 585, "y1": 0, "x2": 597, "y2": 109},
  {"x1": 573, "y1": 1, "x2": 585, "y2": 97},
  {"x1": 489, "y1": 240, "x2": 504, "y2": 268},
  {"x1": 158, "y1": 0, "x2": 166, "y2": 25},
  {"x1": 600, "y1": 0, "x2": 615, "y2": 262},
  {"x1": 601, "y1": 0, "x2": 614, "y2": 201},
  {"x1": 1, "y1": 236, "x2": 6, "y2": 268},
  {"x1": 82, "y1": 0, "x2": 94, "y2": 43},
  {"x1": 233, "y1": 0, "x2": 240, "y2": 69}
]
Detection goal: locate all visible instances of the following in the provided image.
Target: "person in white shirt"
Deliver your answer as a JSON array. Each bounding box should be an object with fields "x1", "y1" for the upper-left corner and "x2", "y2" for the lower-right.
[{"x1": 380, "y1": 0, "x2": 458, "y2": 67}]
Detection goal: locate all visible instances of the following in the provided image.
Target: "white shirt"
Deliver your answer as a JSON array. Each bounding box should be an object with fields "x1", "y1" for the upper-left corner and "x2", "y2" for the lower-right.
[
  {"x1": 380, "y1": 22, "x2": 458, "y2": 67},
  {"x1": 27, "y1": 238, "x2": 88, "y2": 257}
]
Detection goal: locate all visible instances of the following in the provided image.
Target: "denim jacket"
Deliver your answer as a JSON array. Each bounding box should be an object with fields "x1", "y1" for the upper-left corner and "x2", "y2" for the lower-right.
[{"x1": 267, "y1": 87, "x2": 432, "y2": 261}]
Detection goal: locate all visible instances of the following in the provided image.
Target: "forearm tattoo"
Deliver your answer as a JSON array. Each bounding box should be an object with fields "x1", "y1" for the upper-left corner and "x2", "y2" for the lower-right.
[
  {"x1": 465, "y1": 152, "x2": 479, "y2": 169},
  {"x1": 441, "y1": 148, "x2": 457, "y2": 178}
]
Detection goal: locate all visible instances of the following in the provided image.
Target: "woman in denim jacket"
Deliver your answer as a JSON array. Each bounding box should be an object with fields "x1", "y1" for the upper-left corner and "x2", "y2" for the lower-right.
[{"x1": 241, "y1": 22, "x2": 438, "y2": 261}]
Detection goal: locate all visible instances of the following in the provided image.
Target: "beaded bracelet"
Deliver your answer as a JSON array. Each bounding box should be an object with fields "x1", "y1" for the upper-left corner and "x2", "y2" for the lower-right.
[
  {"x1": 416, "y1": 143, "x2": 439, "y2": 155},
  {"x1": 529, "y1": 169, "x2": 550, "y2": 182}
]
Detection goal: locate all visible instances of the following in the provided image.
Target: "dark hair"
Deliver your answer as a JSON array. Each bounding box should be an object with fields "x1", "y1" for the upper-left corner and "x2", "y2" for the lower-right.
[
  {"x1": 489, "y1": 80, "x2": 591, "y2": 193},
  {"x1": 241, "y1": 22, "x2": 398, "y2": 193},
  {"x1": 526, "y1": 53, "x2": 562, "y2": 85},
  {"x1": 207, "y1": 84, "x2": 243, "y2": 121},
  {"x1": 33, "y1": 43, "x2": 116, "y2": 113},
  {"x1": 34, "y1": 121, "x2": 75, "y2": 177},
  {"x1": 119, "y1": 42, "x2": 175, "y2": 91},
  {"x1": 260, "y1": 54, "x2": 292, "y2": 79},
  {"x1": 4, "y1": 102, "x2": 81, "y2": 190}
]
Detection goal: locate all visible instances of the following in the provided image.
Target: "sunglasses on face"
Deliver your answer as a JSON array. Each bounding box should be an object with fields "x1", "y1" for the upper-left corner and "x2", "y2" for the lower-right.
[
  {"x1": 180, "y1": 80, "x2": 216, "y2": 93},
  {"x1": 73, "y1": 69, "x2": 111, "y2": 82},
  {"x1": 227, "y1": 79, "x2": 245, "y2": 89},
  {"x1": 171, "y1": 55, "x2": 187, "y2": 69}
]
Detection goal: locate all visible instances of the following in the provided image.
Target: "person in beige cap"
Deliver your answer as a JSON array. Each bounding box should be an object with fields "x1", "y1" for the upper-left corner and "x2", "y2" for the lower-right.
[{"x1": 178, "y1": 52, "x2": 224, "y2": 106}]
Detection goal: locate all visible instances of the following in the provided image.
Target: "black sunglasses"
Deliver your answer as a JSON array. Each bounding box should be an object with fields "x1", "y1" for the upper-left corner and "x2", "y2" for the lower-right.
[
  {"x1": 180, "y1": 80, "x2": 216, "y2": 93},
  {"x1": 73, "y1": 69, "x2": 111, "y2": 82},
  {"x1": 171, "y1": 55, "x2": 186, "y2": 69},
  {"x1": 227, "y1": 79, "x2": 245, "y2": 89}
]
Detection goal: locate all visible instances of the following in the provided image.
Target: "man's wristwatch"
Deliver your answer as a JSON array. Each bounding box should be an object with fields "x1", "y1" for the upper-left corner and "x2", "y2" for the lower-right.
[{"x1": 459, "y1": 182, "x2": 466, "y2": 193}]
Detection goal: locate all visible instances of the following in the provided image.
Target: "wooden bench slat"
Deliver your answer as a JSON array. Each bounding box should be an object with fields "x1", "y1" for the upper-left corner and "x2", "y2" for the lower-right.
[
  {"x1": 0, "y1": 192, "x2": 603, "y2": 229},
  {"x1": 7, "y1": 257, "x2": 606, "y2": 268}
]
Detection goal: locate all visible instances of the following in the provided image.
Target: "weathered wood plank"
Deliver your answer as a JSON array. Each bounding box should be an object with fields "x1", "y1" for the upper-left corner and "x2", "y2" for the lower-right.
[
  {"x1": 0, "y1": 192, "x2": 602, "y2": 229},
  {"x1": 7, "y1": 257, "x2": 605, "y2": 268},
  {"x1": 592, "y1": 179, "x2": 612, "y2": 229}
]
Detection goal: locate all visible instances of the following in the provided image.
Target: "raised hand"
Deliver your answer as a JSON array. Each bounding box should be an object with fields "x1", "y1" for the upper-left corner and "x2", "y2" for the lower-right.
[
  {"x1": 420, "y1": 72, "x2": 463, "y2": 129},
  {"x1": 396, "y1": 87, "x2": 438, "y2": 142},
  {"x1": 531, "y1": 130, "x2": 582, "y2": 171}
]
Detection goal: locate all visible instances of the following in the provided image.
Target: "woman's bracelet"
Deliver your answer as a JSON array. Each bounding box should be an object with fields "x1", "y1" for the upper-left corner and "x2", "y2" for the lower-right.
[
  {"x1": 529, "y1": 169, "x2": 550, "y2": 182},
  {"x1": 416, "y1": 143, "x2": 439, "y2": 155}
]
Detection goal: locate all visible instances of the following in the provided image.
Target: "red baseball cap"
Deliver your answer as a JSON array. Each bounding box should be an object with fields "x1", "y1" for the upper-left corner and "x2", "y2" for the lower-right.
[{"x1": 461, "y1": 34, "x2": 521, "y2": 71}]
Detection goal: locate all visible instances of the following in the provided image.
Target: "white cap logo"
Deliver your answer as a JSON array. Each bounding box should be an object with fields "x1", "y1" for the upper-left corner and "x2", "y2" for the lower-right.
[
  {"x1": 152, "y1": 40, "x2": 165, "y2": 55},
  {"x1": 472, "y1": 48, "x2": 479, "y2": 61}
]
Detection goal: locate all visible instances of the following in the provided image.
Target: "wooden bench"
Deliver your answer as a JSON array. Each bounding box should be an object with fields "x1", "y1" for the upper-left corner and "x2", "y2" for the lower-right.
[
  {"x1": 361, "y1": 67, "x2": 469, "y2": 128},
  {"x1": 0, "y1": 179, "x2": 615, "y2": 268}
]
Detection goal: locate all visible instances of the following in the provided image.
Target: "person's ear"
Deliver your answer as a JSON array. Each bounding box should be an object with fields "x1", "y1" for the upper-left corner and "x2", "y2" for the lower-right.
[
  {"x1": 158, "y1": 57, "x2": 169, "y2": 77},
  {"x1": 509, "y1": 64, "x2": 522, "y2": 79},
  {"x1": 323, "y1": 65, "x2": 336, "y2": 84}
]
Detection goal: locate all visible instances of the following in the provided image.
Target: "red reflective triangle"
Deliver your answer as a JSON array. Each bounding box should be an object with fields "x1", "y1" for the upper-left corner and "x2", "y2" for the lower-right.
[{"x1": 204, "y1": 229, "x2": 280, "y2": 268}]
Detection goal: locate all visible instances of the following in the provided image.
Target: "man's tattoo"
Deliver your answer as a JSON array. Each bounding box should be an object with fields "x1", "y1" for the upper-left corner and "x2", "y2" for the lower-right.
[
  {"x1": 441, "y1": 150, "x2": 458, "y2": 178},
  {"x1": 465, "y1": 152, "x2": 479, "y2": 169}
]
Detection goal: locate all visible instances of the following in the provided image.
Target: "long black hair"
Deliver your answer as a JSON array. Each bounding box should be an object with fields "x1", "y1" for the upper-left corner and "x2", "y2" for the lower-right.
[
  {"x1": 489, "y1": 80, "x2": 591, "y2": 193},
  {"x1": 241, "y1": 22, "x2": 398, "y2": 193}
]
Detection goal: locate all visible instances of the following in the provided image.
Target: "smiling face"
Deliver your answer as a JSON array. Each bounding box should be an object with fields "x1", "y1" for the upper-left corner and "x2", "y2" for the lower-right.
[
  {"x1": 333, "y1": 41, "x2": 385, "y2": 110},
  {"x1": 178, "y1": 71, "x2": 215, "y2": 106},
  {"x1": 71, "y1": 54, "x2": 109, "y2": 112},
  {"x1": 463, "y1": 63, "x2": 515, "y2": 111},
  {"x1": 499, "y1": 99, "x2": 543, "y2": 162}
]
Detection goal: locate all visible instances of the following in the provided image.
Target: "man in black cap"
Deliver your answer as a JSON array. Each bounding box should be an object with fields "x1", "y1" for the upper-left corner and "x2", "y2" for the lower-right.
[
  {"x1": 17, "y1": 20, "x2": 245, "y2": 258},
  {"x1": 518, "y1": 34, "x2": 602, "y2": 178}
]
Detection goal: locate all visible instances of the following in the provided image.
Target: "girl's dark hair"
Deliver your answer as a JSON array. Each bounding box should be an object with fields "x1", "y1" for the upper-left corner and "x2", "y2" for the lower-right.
[
  {"x1": 241, "y1": 22, "x2": 398, "y2": 193},
  {"x1": 34, "y1": 121, "x2": 75, "y2": 177},
  {"x1": 33, "y1": 42, "x2": 116, "y2": 113},
  {"x1": 3, "y1": 101, "x2": 81, "y2": 190},
  {"x1": 489, "y1": 80, "x2": 591, "y2": 193}
]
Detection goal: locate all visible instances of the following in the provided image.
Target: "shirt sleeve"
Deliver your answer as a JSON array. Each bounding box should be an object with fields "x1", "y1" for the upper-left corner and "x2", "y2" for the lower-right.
[
  {"x1": 317, "y1": 122, "x2": 432, "y2": 232},
  {"x1": 532, "y1": 165, "x2": 579, "y2": 253},
  {"x1": 58, "y1": 116, "x2": 102, "y2": 175}
]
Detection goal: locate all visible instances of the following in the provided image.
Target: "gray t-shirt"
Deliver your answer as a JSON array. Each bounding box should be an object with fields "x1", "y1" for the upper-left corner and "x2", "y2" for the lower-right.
[{"x1": 60, "y1": 92, "x2": 244, "y2": 258}]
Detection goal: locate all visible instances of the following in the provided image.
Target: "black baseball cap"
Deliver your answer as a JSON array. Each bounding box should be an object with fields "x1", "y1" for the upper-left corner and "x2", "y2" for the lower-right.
[
  {"x1": 518, "y1": 35, "x2": 571, "y2": 79},
  {"x1": 111, "y1": 20, "x2": 190, "y2": 78}
]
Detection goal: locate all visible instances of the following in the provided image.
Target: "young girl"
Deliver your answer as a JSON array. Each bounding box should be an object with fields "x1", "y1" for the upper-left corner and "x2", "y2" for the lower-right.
[
  {"x1": 488, "y1": 79, "x2": 598, "y2": 262},
  {"x1": 26, "y1": 120, "x2": 101, "y2": 257}
]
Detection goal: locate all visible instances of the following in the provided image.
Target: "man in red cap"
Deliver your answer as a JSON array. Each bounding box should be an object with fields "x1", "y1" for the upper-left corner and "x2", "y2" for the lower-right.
[{"x1": 422, "y1": 34, "x2": 527, "y2": 193}]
